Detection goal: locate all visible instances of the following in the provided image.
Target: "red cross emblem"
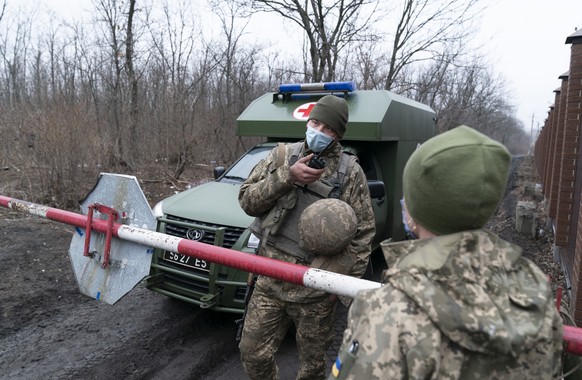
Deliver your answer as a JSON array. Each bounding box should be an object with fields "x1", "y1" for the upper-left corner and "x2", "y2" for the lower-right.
[{"x1": 293, "y1": 102, "x2": 317, "y2": 120}]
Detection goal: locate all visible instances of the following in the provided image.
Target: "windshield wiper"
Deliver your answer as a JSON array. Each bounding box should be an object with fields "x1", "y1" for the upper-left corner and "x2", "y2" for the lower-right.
[{"x1": 222, "y1": 175, "x2": 246, "y2": 182}]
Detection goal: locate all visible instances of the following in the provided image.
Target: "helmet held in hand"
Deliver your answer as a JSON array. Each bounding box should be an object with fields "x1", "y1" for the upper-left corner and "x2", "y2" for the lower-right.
[{"x1": 299, "y1": 198, "x2": 358, "y2": 256}]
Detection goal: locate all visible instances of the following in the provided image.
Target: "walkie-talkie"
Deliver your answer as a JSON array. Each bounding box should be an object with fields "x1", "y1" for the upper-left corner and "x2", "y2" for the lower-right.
[
  {"x1": 306, "y1": 140, "x2": 333, "y2": 169},
  {"x1": 307, "y1": 153, "x2": 326, "y2": 169}
]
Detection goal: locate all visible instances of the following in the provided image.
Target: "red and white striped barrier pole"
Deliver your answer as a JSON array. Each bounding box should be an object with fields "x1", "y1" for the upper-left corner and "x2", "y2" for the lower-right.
[
  {"x1": 2, "y1": 194, "x2": 582, "y2": 356},
  {"x1": 564, "y1": 326, "x2": 582, "y2": 356},
  {"x1": 0, "y1": 195, "x2": 380, "y2": 299}
]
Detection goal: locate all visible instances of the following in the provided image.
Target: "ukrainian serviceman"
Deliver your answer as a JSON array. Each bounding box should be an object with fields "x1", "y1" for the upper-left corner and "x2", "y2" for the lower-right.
[
  {"x1": 330, "y1": 126, "x2": 563, "y2": 379},
  {"x1": 238, "y1": 95, "x2": 375, "y2": 380}
]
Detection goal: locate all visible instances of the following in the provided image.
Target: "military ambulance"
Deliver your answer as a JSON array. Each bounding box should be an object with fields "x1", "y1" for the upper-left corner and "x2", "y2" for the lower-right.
[{"x1": 146, "y1": 81, "x2": 436, "y2": 313}]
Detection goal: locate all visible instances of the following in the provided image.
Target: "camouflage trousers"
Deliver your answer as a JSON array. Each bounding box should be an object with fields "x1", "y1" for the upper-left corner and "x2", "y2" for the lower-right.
[{"x1": 239, "y1": 286, "x2": 337, "y2": 380}]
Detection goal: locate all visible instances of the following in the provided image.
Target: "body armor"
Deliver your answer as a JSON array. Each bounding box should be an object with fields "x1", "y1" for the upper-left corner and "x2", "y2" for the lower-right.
[{"x1": 249, "y1": 142, "x2": 356, "y2": 263}]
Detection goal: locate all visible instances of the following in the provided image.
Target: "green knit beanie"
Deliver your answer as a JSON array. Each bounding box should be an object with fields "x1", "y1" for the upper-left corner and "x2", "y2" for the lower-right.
[
  {"x1": 403, "y1": 125, "x2": 511, "y2": 235},
  {"x1": 308, "y1": 95, "x2": 349, "y2": 138}
]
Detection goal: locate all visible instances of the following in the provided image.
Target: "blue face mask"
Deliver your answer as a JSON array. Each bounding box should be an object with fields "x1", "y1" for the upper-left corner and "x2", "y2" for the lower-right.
[
  {"x1": 306, "y1": 126, "x2": 334, "y2": 153},
  {"x1": 400, "y1": 198, "x2": 417, "y2": 239}
]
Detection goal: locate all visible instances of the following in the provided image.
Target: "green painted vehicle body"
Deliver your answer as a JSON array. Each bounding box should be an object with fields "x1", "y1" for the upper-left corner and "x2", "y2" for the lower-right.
[
  {"x1": 237, "y1": 90, "x2": 435, "y2": 142},
  {"x1": 145, "y1": 85, "x2": 436, "y2": 314}
]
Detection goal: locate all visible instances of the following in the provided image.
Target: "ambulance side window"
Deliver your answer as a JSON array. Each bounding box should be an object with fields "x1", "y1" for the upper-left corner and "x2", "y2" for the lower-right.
[{"x1": 357, "y1": 151, "x2": 378, "y2": 181}]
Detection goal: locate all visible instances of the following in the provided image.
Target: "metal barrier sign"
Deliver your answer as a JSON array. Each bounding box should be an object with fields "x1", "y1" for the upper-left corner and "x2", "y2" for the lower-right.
[{"x1": 68, "y1": 173, "x2": 156, "y2": 304}]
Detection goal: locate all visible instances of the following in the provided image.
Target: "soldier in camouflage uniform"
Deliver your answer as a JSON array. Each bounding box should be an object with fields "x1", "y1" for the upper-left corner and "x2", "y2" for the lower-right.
[
  {"x1": 238, "y1": 95, "x2": 375, "y2": 380},
  {"x1": 330, "y1": 126, "x2": 563, "y2": 380}
]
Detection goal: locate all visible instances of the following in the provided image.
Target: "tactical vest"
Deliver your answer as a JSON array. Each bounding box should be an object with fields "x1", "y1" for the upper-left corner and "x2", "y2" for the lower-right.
[{"x1": 249, "y1": 142, "x2": 357, "y2": 263}]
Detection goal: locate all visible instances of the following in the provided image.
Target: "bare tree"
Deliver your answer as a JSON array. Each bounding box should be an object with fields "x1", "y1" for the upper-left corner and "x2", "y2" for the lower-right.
[
  {"x1": 249, "y1": 0, "x2": 379, "y2": 82},
  {"x1": 145, "y1": 0, "x2": 208, "y2": 178},
  {"x1": 384, "y1": 0, "x2": 484, "y2": 90},
  {"x1": 125, "y1": 0, "x2": 138, "y2": 158},
  {"x1": 208, "y1": 0, "x2": 266, "y2": 162},
  {"x1": 0, "y1": 3, "x2": 36, "y2": 107},
  {"x1": 0, "y1": 1, "x2": 6, "y2": 25},
  {"x1": 93, "y1": 0, "x2": 127, "y2": 166},
  {"x1": 416, "y1": 55, "x2": 527, "y2": 151},
  {"x1": 346, "y1": 40, "x2": 389, "y2": 89}
]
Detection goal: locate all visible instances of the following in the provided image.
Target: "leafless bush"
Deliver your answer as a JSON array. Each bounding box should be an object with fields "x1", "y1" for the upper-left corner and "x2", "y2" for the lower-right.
[{"x1": 0, "y1": 101, "x2": 104, "y2": 208}]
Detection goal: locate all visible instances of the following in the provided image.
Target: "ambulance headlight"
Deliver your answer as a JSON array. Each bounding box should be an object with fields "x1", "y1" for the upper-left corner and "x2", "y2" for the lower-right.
[{"x1": 152, "y1": 201, "x2": 164, "y2": 218}]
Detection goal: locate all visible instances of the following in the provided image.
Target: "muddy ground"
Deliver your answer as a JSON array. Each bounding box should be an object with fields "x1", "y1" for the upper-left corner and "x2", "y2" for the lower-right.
[{"x1": 0, "y1": 155, "x2": 567, "y2": 379}]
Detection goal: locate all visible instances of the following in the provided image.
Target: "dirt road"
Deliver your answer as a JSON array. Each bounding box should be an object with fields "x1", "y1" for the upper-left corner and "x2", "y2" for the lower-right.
[{"x1": 0, "y1": 209, "x2": 233, "y2": 379}]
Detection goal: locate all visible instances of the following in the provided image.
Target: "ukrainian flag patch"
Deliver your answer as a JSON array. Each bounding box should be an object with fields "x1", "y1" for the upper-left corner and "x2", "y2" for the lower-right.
[{"x1": 331, "y1": 356, "x2": 342, "y2": 377}]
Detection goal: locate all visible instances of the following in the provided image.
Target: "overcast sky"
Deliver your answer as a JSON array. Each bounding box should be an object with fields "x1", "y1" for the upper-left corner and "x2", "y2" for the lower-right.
[
  {"x1": 33, "y1": 0, "x2": 582, "y2": 133},
  {"x1": 480, "y1": 0, "x2": 582, "y2": 133}
]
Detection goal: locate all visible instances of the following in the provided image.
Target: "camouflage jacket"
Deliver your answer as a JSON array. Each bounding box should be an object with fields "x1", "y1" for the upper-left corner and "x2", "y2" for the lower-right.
[
  {"x1": 330, "y1": 229, "x2": 563, "y2": 379},
  {"x1": 238, "y1": 141, "x2": 375, "y2": 303}
]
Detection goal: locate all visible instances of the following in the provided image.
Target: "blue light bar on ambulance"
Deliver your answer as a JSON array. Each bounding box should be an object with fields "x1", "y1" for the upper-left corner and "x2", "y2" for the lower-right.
[{"x1": 279, "y1": 81, "x2": 356, "y2": 93}]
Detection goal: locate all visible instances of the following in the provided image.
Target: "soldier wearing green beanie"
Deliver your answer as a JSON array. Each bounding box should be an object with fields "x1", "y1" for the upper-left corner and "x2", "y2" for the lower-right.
[
  {"x1": 308, "y1": 94, "x2": 349, "y2": 138},
  {"x1": 403, "y1": 125, "x2": 511, "y2": 235},
  {"x1": 329, "y1": 125, "x2": 563, "y2": 380},
  {"x1": 239, "y1": 94, "x2": 375, "y2": 380}
]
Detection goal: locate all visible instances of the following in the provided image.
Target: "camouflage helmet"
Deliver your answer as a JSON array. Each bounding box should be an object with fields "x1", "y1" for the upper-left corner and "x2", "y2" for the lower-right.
[{"x1": 299, "y1": 198, "x2": 357, "y2": 256}]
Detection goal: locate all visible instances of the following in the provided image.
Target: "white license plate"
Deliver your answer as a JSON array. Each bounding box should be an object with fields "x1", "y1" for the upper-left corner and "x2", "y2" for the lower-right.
[{"x1": 163, "y1": 251, "x2": 209, "y2": 271}]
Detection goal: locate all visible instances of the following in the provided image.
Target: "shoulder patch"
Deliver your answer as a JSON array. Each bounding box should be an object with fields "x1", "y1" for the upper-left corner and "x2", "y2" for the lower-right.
[{"x1": 330, "y1": 340, "x2": 359, "y2": 379}]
